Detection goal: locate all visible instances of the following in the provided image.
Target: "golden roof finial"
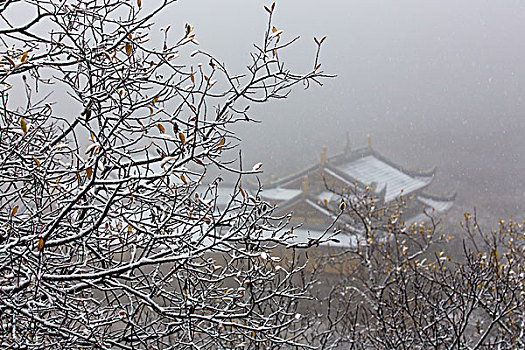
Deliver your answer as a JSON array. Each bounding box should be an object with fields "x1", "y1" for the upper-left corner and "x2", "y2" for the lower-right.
[
  {"x1": 344, "y1": 132, "x2": 351, "y2": 154},
  {"x1": 320, "y1": 146, "x2": 327, "y2": 168},
  {"x1": 367, "y1": 134, "x2": 373, "y2": 148},
  {"x1": 301, "y1": 176, "x2": 309, "y2": 199}
]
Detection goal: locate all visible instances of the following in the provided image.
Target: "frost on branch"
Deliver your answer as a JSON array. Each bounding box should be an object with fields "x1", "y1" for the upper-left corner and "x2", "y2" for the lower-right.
[
  {"x1": 0, "y1": 1, "x2": 329, "y2": 348},
  {"x1": 301, "y1": 183, "x2": 525, "y2": 349}
]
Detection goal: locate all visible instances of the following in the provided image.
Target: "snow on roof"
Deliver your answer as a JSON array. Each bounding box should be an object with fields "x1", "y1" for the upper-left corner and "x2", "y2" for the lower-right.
[
  {"x1": 260, "y1": 187, "x2": 301, "y2": 202},
  {"x1": 289, "y1": 228, "x2": 359, "y2": 248},
  {"x1": 417, "y1": 195, "x2": 453, "y2": 213},
  {"x1": 316, "y1": 191, "x2": 337, "y2": 203},
  {"x1": 336, "y1": 155, "x2": 432, "y2": 202}
]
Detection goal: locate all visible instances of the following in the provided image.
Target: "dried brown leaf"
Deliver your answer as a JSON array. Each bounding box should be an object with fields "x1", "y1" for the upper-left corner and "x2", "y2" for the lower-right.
[
  {"x1": 20, "y1": 118, "x2": 27, "y2": 133},
  {"x1": 37, "y1": 237, "x2": 44, "y2": 251},
  {"x1": 4, "y1": 56, "x2": 15, "y2": 67}
]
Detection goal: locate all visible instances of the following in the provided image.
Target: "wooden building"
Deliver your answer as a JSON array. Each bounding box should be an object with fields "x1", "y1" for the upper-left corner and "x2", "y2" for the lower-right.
[
  {"x1": 256, "y1": 137, "x2": 455, "y2": 234},
  {"x1": 214, "y1": 138, "x2": 454, "y2": 247}
]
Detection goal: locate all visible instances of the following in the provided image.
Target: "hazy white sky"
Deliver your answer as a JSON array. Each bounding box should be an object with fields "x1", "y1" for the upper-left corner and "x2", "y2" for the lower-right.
[
  {"x1": 160, "y1": 0, "x2": 525, "y2": 220},
  {"x1": 161, "y1": 0, "x2": 525, "y2": 146}
]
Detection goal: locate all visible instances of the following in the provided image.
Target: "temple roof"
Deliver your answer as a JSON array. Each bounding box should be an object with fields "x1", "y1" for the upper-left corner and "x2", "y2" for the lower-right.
[
  {"x1": 260, "y1": 187, "x2": 301, "y2": 202},
  {"x1": 205, "y1": 142, "x2": 454, "y2": 243},
  {"x1": 334, "y1": 154, "x2": 432, "y2": 201},
  {"x1": 417, "y1": 194, "x2": 454, "y2": 213},
  {"x1": 262, "y1": 145, "x2": 437, "y2": 203}
]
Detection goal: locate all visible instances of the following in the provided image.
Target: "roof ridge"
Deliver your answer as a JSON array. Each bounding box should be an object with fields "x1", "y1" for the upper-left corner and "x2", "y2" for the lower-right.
[
  {"x1": 418, "y1": 190, "x2": 457, "y2": 202},
  {"x1": 264, "y1": 163, "x2": 320, "y2": 189},
  {"x1": 367, "y1": 148, "x2": 436, "y2": 178}
]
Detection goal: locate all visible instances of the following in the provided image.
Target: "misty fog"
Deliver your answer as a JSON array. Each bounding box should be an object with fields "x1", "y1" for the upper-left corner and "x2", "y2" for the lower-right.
[{"x1": 159, "y1": 0, "x2": 525, "y2": 227}]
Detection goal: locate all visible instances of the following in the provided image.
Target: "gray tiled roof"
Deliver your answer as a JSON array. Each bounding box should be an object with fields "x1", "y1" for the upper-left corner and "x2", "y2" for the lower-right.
[
  {"x1": 336, "y1": 155, "x2": 433, "y2": 201},
  {"x1": 417, "y1": 195, "x2": 453, "y2": 213}
]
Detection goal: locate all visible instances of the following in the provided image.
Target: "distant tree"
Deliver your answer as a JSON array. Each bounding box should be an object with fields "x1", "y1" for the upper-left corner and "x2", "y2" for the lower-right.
[
  {"x1": 0, "y1": 1, "x2": 330, "y2": 348},
  {"x1": 306, "y1": 183, "x2": 525, "y2": 349}
]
